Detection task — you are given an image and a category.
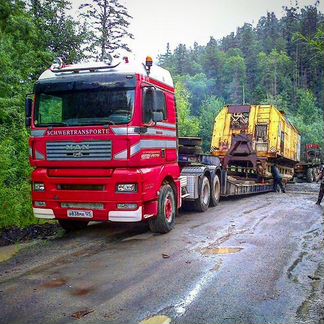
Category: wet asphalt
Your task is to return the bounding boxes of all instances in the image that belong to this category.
[0,183,323,324]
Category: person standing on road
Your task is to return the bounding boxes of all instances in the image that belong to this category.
[315,166,324,205]
[271,163,286,193]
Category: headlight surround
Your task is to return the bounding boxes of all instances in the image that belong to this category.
[33,183,45,192]
[116,183,137,193]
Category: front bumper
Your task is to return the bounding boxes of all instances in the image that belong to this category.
[31,168,152,223]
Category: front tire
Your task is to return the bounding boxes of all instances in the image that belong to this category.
[149,184,176,234]
[194,176,211,212]
[58,220,89,231]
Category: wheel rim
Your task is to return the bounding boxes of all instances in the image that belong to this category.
[202,182,210,205]
[214,177,220,200]
[165,194,173,222]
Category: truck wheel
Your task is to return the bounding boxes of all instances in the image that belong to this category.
[210,174,221,207]
[194,176,210,212]
[306,168,313,183]
[149,184,176,234]
[58,220,89,231]
[312,168,318,181]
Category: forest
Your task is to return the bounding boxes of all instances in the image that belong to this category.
[158,3,324,151]
[0,0,323,229]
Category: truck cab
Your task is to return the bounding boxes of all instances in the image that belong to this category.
[27,57,181,233]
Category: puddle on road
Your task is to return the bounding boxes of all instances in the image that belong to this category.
[140,315,171,324]
[201,247,243,255]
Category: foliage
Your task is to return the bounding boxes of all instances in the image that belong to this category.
[29,0,88,63]
[291,89,323,148]
[199,96,225,152]
[175,81,200,137]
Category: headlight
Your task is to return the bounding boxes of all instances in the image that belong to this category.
[116,183,137,193]
[33,183,45,192]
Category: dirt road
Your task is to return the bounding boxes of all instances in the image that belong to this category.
[0,183,323,324]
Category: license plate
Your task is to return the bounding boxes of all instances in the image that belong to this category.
[67,210,93,218]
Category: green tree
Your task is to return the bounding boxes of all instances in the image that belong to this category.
[199,96,225,152]
[30,0,87,63]
[257,50,293,101]
[291,89,323,147]
[223,54,246,104]
[175,81,200,136]
[0,0,50,228]
[79,0,133,59]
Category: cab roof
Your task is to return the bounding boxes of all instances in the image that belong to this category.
[38,59,174,88]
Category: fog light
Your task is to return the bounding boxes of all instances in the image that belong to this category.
[117,203,138,210]
[33,183,45,192]
[34,201,46,207]
[116,183,137,192]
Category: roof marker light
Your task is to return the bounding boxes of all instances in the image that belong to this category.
[145,56,153,75]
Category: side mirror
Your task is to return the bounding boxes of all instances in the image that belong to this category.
[25,96,33,128]
[152,111,163,122]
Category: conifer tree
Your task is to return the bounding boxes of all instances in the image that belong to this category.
[79,0,134,60]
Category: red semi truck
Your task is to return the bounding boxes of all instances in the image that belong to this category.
[26,57,272,233]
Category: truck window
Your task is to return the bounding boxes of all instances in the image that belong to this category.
[156,90,167,120]
[143,89,154,124]
[143,89,167,124]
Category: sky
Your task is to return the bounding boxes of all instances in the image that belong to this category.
[71,0,324,61]
[124,0,324,61]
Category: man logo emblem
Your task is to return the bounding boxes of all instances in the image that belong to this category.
[66,143,90,158]
[66,144,90,151]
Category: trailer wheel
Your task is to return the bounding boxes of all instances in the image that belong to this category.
[194,176,210,212]
[58,220,89,231]
[210,174,221,207]
[306,168,313,183]
[149,184,176,234]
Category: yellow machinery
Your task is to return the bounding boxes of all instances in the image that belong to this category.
[211,105,301,180]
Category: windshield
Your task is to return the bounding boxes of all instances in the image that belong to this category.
[34,88,135,127]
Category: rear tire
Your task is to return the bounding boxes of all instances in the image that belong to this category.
[149,184,176,234]
[194,176,210,212]
[306,168,313,183]
[210,174,221,207]
[58,220,89,231]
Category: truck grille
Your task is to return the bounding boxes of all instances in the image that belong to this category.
[46,141,112,161]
